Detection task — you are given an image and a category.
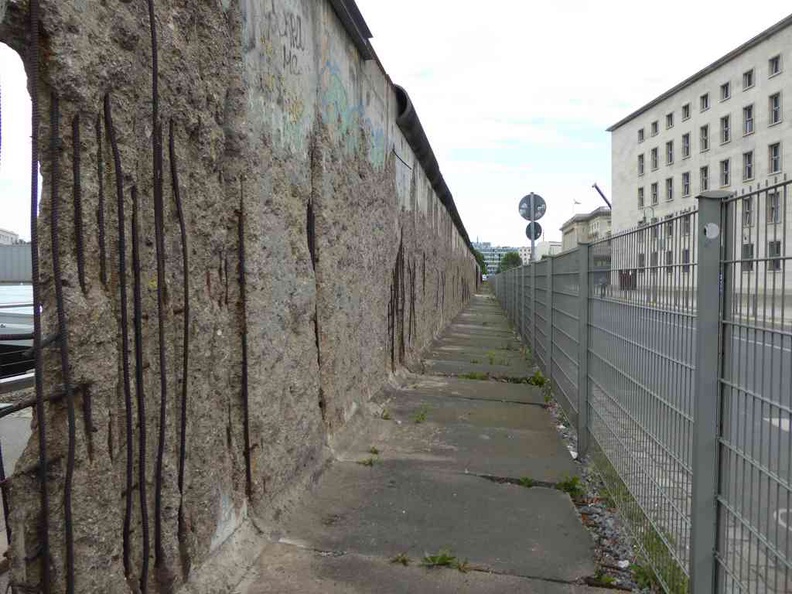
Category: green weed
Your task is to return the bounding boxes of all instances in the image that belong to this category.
[421,549,456,568]
[412,405,429,424]
[381,409,392,420]
[556,475,585,499]
[391,553,410,566]
[357,457,376,467]
[369,446,380,455]
[460,372,489,381]
[518,477,536,488]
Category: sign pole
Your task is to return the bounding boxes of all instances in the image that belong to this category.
[529,192,536,263]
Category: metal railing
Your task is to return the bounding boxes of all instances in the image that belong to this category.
[493,183,792,594]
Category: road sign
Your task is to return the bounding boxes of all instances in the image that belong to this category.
[519,193,546,221]
[525,222,542,241]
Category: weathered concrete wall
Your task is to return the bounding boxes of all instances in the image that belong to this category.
[0,1,476,592]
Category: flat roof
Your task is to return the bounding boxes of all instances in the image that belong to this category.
[607,13,792,132]
[560,206,611,231]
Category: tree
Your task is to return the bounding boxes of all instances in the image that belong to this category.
[471,248,487,275]
[497,251,522,273]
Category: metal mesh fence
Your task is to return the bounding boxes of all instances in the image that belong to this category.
[492,183,792,594]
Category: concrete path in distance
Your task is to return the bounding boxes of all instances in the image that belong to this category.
[240,292,602,593]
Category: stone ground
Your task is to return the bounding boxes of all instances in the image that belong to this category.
[237,293,610,593]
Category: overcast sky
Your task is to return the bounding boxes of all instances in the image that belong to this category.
[2,3,791,244]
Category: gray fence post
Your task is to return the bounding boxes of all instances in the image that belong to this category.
[577,244,590,456]
[530,261,536,356]
[546,257,553,381]
[690,190,729,594]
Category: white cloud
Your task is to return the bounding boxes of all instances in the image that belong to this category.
[356,0,791,246]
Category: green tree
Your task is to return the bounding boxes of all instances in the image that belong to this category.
[471,248,488,274]
[497,251,522,272]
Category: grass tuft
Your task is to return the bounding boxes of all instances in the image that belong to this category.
[556,475,585,499]
[460,371,489,381]
[421,548,456,568]
[391,553,410,566]
[518,477,536,488]
[412,405,430,424]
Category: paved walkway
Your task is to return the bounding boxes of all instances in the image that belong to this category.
[239,292,604,593]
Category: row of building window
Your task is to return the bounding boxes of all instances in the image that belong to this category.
[637,55,783,143]
[638,95,783,174]
[635,240,783,273]
[638,146,783,205]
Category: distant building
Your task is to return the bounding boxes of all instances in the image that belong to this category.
[560,207,612,252]
[0,228,19,245]
[517,241,562,263]
[472,242,519,273]
[609,14,792,236]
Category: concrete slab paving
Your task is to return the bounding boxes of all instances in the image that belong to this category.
[400,375,546,405]
[240,543,607,594]
[423,358,534,379]
[425,345,526,365]
[278,461,594,583]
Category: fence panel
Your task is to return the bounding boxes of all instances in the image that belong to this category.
[551,249,580,420]
[718,183,792,594]
[534,260,549,371]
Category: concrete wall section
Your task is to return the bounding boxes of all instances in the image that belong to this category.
[0,1,476,592]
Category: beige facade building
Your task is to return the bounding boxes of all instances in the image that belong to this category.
[560,207,612,252]
[0,228,19,245]
[609,14,792,235]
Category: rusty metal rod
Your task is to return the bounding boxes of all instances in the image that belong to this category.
[131,186,151,593]
[104,93,134,580]
[28,0,51,590]
[169,120,190,566]
[0,439,12,548]
[72,114,86,293]
[96,114,107,286]
[49,94,77,594]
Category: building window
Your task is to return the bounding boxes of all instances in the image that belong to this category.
[742,197,753,227]
[721,115,731,143]
[770,93,782,124]
[666,113,674,129]
[638,187,645,208]
[683,215,692,236]
[651,147,658,170]
[666,140,674,165]
[768,240,782,271]
[721,82,731,101]
[701,93,710,111]
[769,55,782,76]
[720,159,731,186]
[665,250,673,274]
[743,104,754,134]
[666,215,674,237]
[651,121,659,136]
[700,165,709,191]
[681,133,690,158]
[638,128,645,143]
[742,243,754,272]
[769,142,782,173]
[700,124,709,151]
[638,253,646,271]
[638,154,645,176]
[682,171,691,196]
[651,182,658,205]
[768,191,781,223]
[666,177,673,201]
[743,69,754,90]
[682,103,691,120]
[682,248,691,273]
[743,151,754,180]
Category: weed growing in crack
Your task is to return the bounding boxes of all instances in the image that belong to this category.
[518,477,536,488]
[556,475,585,499]
[369,446,380,455]
[391,553,410,566]
[412,405,429,424]
[460,372,489,381]
[421,549,456,568]
[357,457,377,467]
[455,559,470,573]
[381,409,392,420]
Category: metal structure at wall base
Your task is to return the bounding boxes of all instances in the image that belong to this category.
[493,185,792,594]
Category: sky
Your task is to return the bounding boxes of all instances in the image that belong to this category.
[2,2,791,244]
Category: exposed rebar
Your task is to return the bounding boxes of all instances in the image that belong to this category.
[95,115,107,286]
[49,94,77,594]
[28,0,52,589]
[238,182,252,500]
[131,186,151,593]
[104,93,134,580]
[71,115,86,293]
